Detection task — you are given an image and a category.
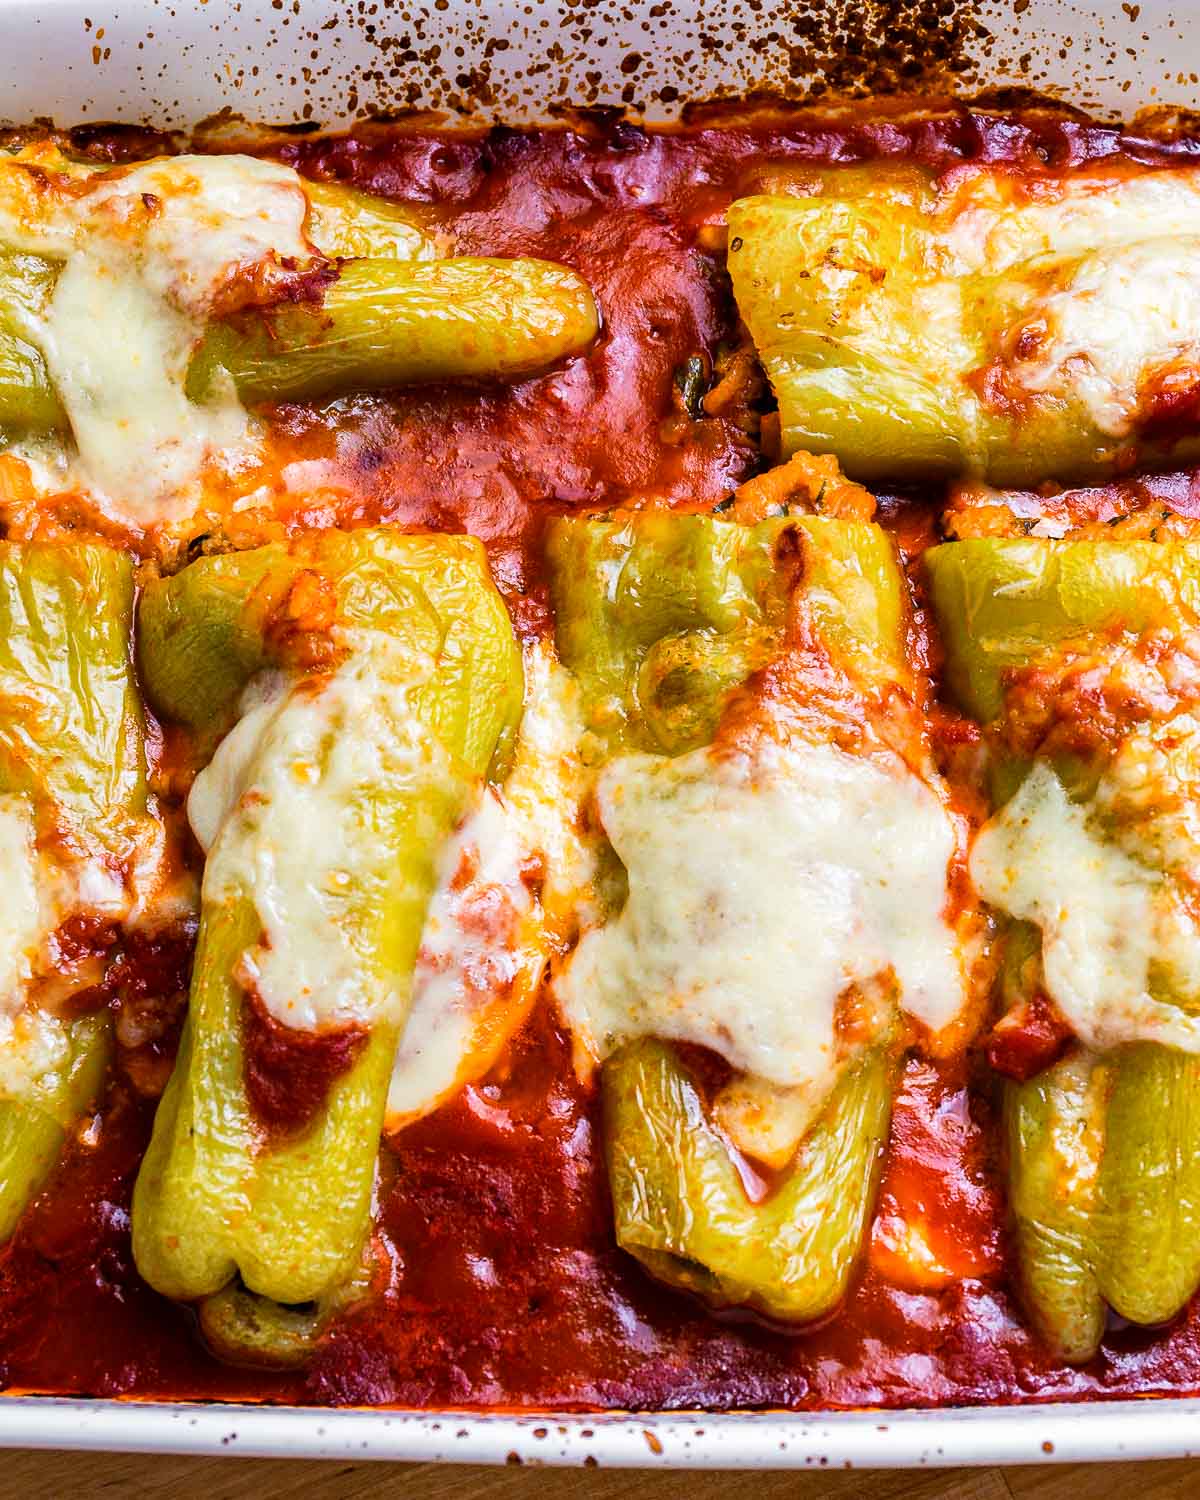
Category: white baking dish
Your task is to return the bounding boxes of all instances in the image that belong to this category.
[2,0,1200,1468]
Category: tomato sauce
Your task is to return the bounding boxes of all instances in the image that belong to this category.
[6,105,1200,1409]
[242,993,368,1136]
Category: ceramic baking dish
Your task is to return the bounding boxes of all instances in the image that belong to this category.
[1,0,1200,1468]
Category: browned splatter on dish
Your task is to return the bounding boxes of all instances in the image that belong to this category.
[2,1,1187,132]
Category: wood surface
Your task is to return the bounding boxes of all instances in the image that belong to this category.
[0,1451,1196,1499]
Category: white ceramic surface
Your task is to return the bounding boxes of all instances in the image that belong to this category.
[5,1396,1200,1467]
[1,0,1200,1466]
[0,0,1197,129]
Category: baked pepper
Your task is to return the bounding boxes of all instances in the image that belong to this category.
[547,511,936,1323]
[0,150,597,438]
[927,536,1200,1361]
[728,164,1200,486]
[0,541,153,1241]
[131,529,523,1314]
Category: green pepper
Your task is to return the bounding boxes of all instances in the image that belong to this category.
[548,511,908,758]
[195,1234,377,1370]
[727,168,1200,486]
[0,542,150,1241]
[0,256,597,437]
[131,528,523,1308]
[605,1038,894,1323]
[187,257,599,407]
[301,179,439,263]
[0,169,439,435]
[0,152,598,437]
[927,536,1200,1361]
[547,511,909,1320]
[0,254,61,435]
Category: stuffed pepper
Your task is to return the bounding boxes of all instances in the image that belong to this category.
[0,145,598,522]
[0,541,171,1241]
[728,163,1200,486]
[131,528,523,1327]
[547,510,977,1323]
[928,537,1200,1362]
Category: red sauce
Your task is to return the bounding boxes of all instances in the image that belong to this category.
[987,996,1076,1084]
[7,106,1200,1409]
[241,991,368,1136]
[109,927,195,1101]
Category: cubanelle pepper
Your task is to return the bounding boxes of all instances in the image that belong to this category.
[927,537,1200,1363]
[728,163,1200,486]
[0,148,598,438]
[0,541,159,1242]
[131,528,523,1362]
[546,510,934,1324]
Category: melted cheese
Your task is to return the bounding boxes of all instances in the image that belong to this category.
[193,653,446,1032]
[0,154,315,524]
[944,178,1200,441]
[941,169,1200,276]
[1095,711,1200,883]
[186,673,289,856]
[387,786,531,1121]
[0,795,42,1019]
[1003,238,1200,438]
[0,791,148,1101]
[386,640,597,1126]
[556,737,964,1116]
[971,760,1200,1052]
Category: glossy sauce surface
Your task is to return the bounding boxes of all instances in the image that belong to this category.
[5,107,1200,1409]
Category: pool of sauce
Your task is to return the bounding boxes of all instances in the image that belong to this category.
[5,105,1200,1409]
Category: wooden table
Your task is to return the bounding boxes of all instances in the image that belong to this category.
[3,1451,1195,1499]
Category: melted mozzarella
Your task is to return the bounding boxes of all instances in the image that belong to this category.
[194,654,446,1032]
[1003,238,1200,438]
[0,791,147,1100]
[0,1010,73,1104]
[386,640,597,1125]
[947,179,1200,441]
[1096,712,1200,884]
[186,673,289,856]
[971,760,1200,1052]
[556,737,964,1114]
[942,169,1200,276]
[387,787,531,1121]
[0,796,43,1019]
[0,155,314,524]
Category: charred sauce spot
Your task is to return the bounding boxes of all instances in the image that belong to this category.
[208,258,340,323]
[1137,363,1200,444]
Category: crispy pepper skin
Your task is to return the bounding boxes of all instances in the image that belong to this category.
[727,172,1200,487]
[132,529,522,1307]
[548,511,907,1321]
[927,536,1200,1361]
[0,543,148,1239]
